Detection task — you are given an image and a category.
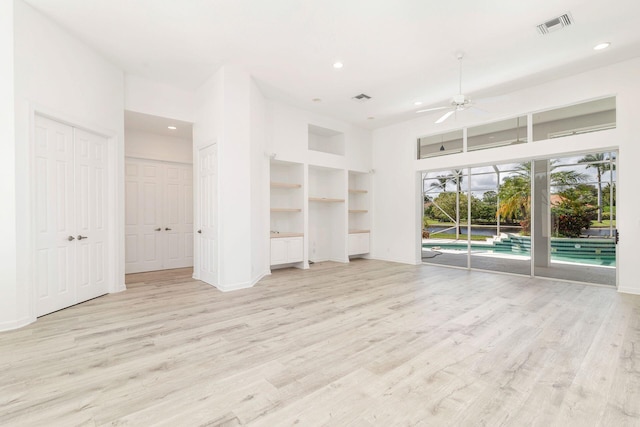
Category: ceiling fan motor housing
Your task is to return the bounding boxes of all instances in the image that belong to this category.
[452,93,468,108]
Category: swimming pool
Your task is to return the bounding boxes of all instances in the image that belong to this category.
[422,235,616,266]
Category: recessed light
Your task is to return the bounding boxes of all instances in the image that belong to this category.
[414,101,423,106]
[593,42,610,50]
[312,98,322,103]
[333,61,343,69]
[168,126,177,130]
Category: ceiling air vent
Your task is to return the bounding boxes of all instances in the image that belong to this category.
[352,93,372,102]
[536,13,574,35]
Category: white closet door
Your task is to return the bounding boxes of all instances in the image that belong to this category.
[74,128,109,302]
[125,160,163,273]
[198,144,217,285]
[163,163,194,269]
[34,116,76,316]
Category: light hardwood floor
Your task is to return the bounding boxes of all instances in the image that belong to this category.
[1,260,639,426]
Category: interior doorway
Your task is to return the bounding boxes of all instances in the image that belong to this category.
[124,111,194,274]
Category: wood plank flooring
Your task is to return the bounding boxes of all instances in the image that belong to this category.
[1,259,639,426]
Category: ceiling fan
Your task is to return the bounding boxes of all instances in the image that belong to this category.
[416,53,488,124]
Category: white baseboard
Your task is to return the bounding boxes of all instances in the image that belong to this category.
[617,286,640,295]
[214,270,270,292]
[369,254,419,265]
[0,316,35,332]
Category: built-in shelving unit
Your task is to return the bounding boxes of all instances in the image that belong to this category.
[308,165,347,263]
[348,171,371,257]
[270,160,305,268]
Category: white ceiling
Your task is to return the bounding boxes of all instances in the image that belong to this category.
[23,0,640,129]
[124,110,193,139]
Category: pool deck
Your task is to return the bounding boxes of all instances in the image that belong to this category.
[422,244,616,286]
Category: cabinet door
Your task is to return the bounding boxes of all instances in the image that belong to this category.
[270,239,288,265]
[348,233,370,255]
[287,237,304,262]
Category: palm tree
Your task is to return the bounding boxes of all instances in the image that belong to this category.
[429,175,449,192]
[448,169,464,193]
[578,153,615,222]
[498,161,588,232]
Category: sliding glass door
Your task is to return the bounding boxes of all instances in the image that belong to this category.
[468,163,531,276]
[532,153,616,286]
[421,151,617,286]
[422,170,468,268]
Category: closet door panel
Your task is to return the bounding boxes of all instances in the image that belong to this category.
[124,159,163,273]
[75,129,109,301]
[34,116,76,316]
[163,163,194,269]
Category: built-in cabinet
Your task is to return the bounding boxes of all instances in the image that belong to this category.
[268,124,371,270]
[270,160,304,267]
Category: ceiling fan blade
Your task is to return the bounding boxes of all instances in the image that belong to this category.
[416,106,449,113]
[468,105,490,117]
[435,110,455,124]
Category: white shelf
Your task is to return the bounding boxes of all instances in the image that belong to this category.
[348,189,368,194]
[271,181,302,189]
[309,197,345,203]
[271,207,302,212]
[271,232,304,238]
[349,229,370,234]
[349,209,368,213]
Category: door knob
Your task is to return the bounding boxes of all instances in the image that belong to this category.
[77,235,88,240]
[67,235,75,241]
[197,229,202,234]
[165,227,172,231]
[155,228,161,231]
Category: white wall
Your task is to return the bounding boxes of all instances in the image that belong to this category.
[193,65,268,290]
[0,0,17,330]
[125,129,192,164]
[125,75,196,123]
[6,1,126,330]
[267,101,373,172]
[372,57,640,294]
[217,66,252,289]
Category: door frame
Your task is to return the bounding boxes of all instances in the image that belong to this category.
[27,106,123,322]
